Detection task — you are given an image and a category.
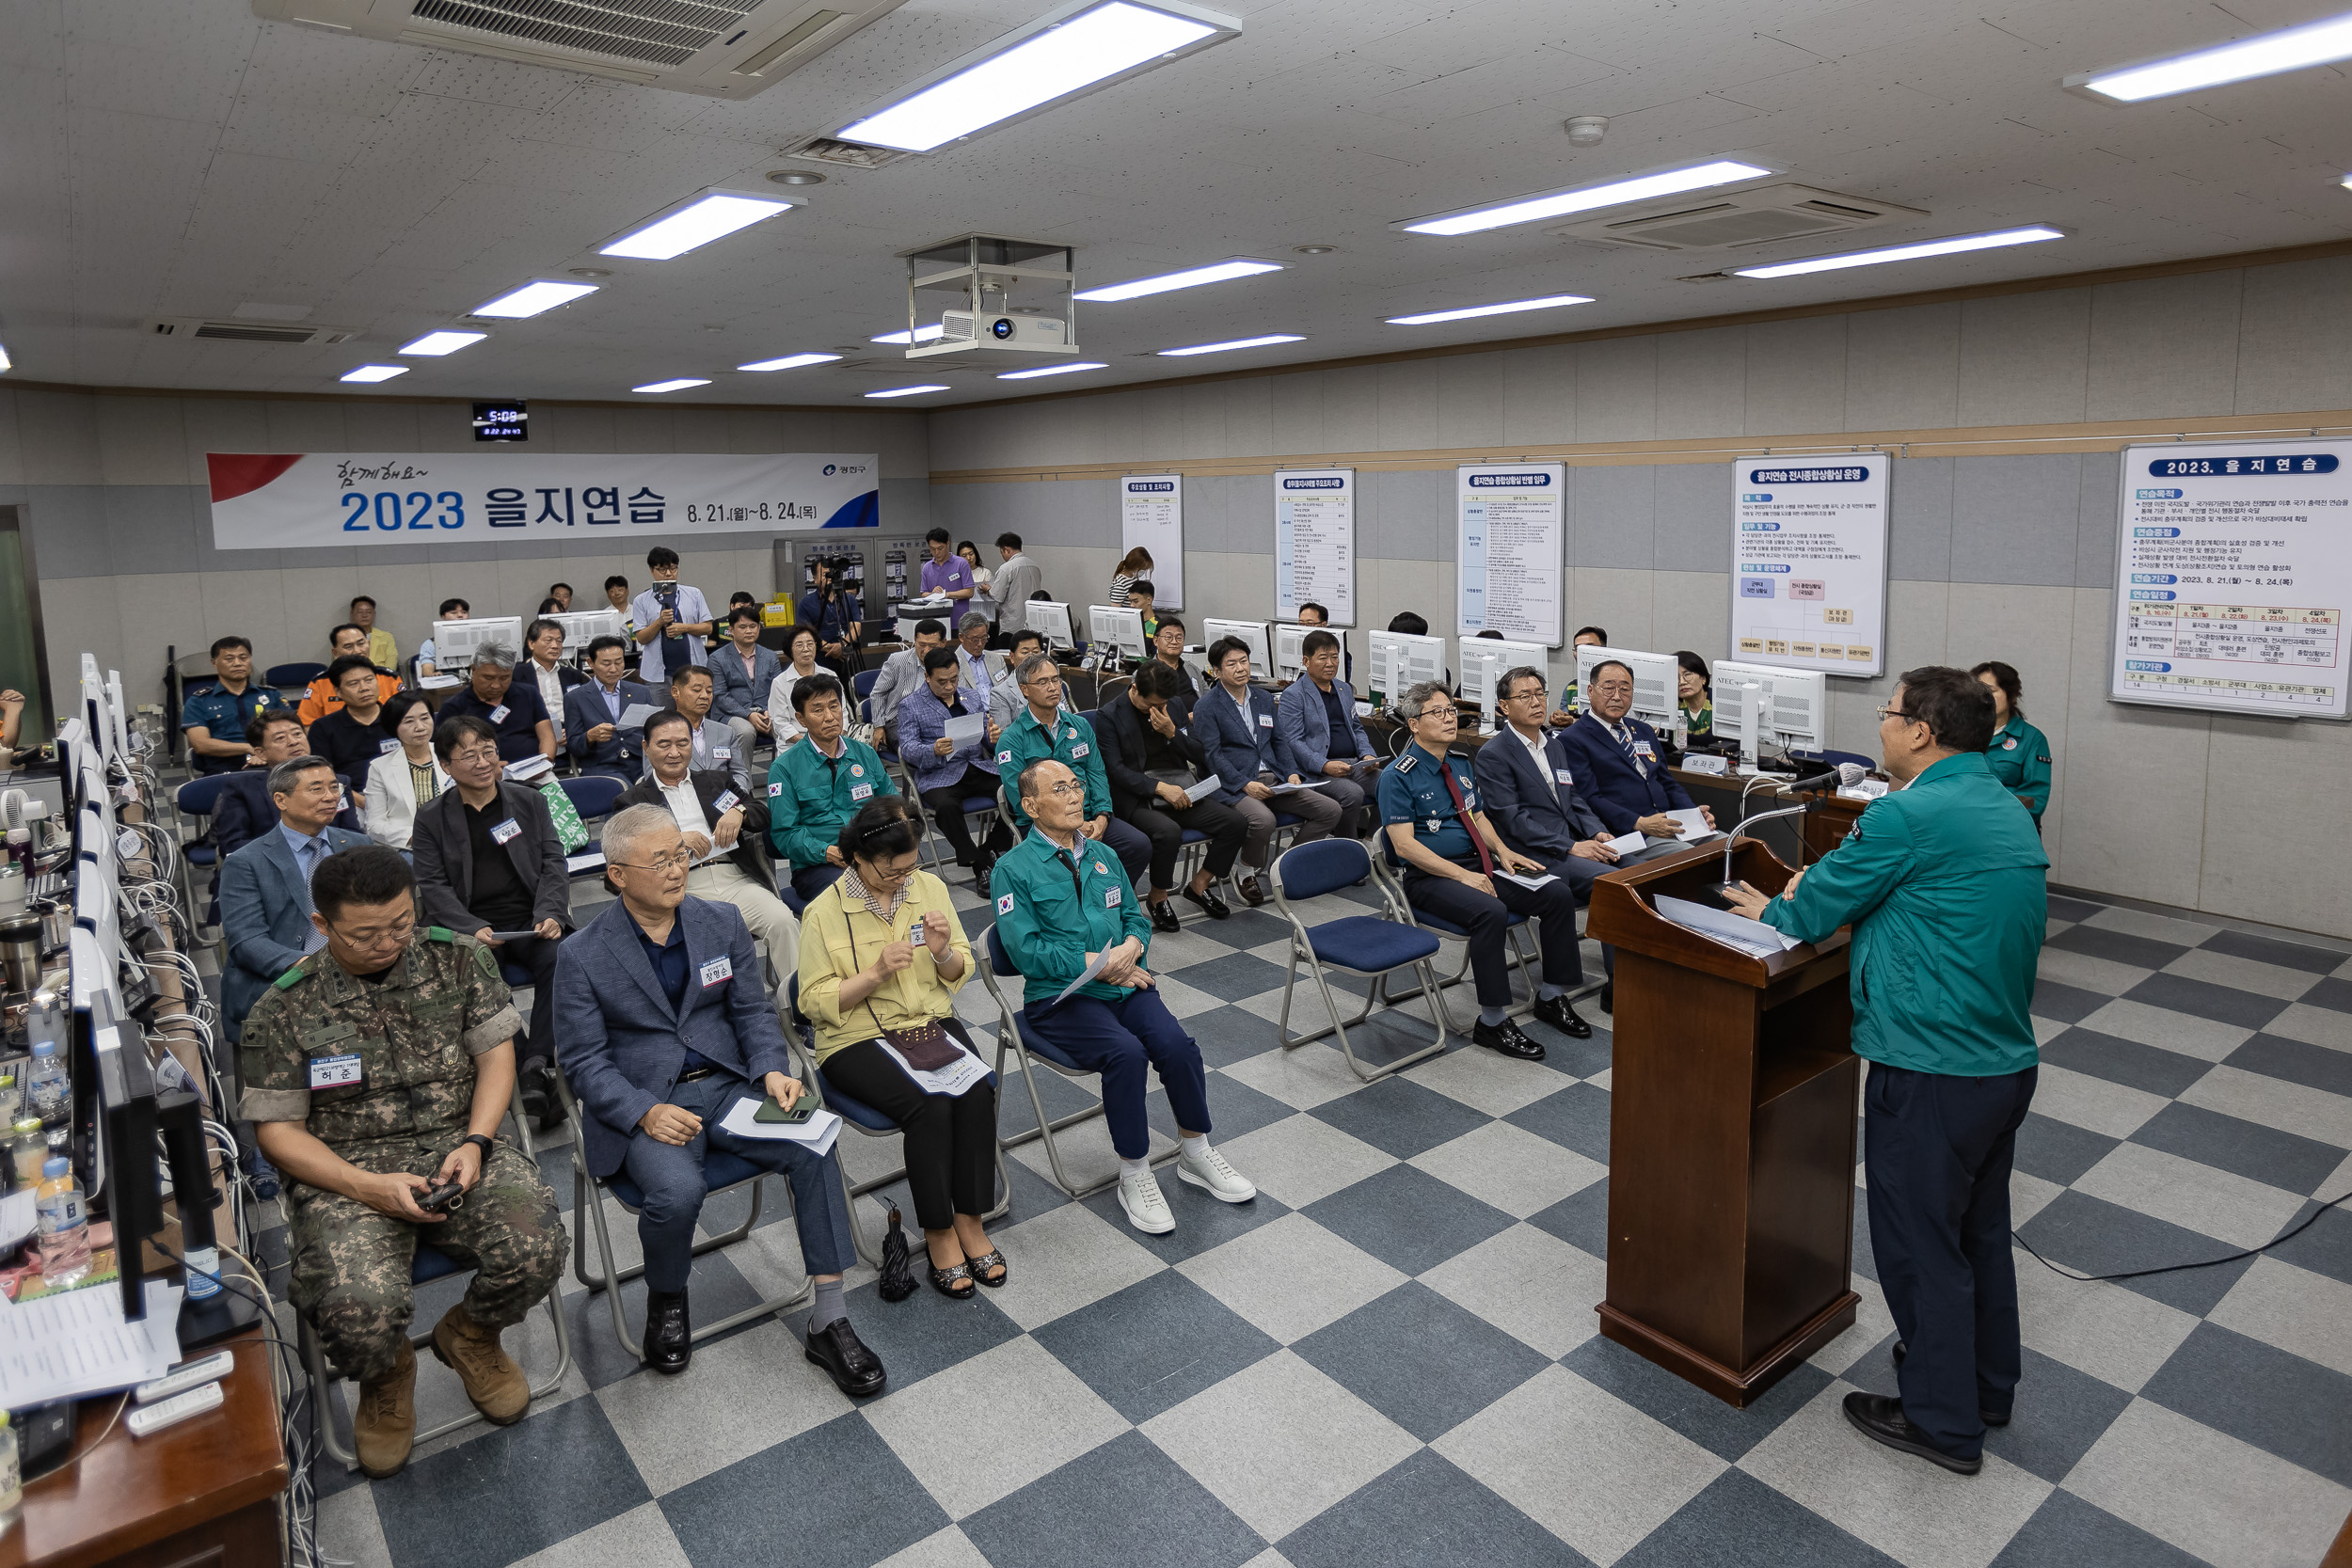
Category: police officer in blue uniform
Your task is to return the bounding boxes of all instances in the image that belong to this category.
[1376,681,1591,1060]
[1728,666,2047,1477]
[183,635,286,775]
[1556,659,1714,842]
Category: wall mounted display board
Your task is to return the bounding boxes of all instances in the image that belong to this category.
[2108,438,2350,720]
[1274,467,1355,626]
[1728,457,1887,678]
[1456,461,1564,647]
[1120,473,1184,610]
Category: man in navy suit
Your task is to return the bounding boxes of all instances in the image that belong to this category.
[565,636,660,783]
[1196,635,1342,905]
[1273,629,1380,836]
[1558,660,1717,842]
[553,804,881,1394]
[219,755,374,1042]
[1471,665,1623,901]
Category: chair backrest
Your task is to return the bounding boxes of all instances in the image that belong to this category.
[265,661,326,689]
[175,774,234,816]
[1076,709,1096,728]
[852,668,881,699]
[1274,836,1372,904]
[559,774,627,820]
[985,923,1019,978]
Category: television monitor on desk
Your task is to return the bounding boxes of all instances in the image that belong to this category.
[1202,619,1272,680]
[1366,630,1447,705]
[1711,660,1826,753]
[1272,624,1311,682]
[1575,645,1679,727]
[1024,600,1076,652]
[548,609,624,655]
[431,615,525,670]
[1458,638,1549,732]
[1088,605,1146,660]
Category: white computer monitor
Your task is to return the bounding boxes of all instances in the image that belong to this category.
[1202,619,1272,681]
[1272,624,1312,682]
[1088,604,1146,659]
[547,609,625,656]
[1024,600,1076,652]
[431,615,525,670]
[1575,646,1678,727]
[1366,630,1447,704]
[1712,659,1827,752]
[1457,638,1550,732]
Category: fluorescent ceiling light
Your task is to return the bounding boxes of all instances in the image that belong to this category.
[866,385,951,398]
[1074,259,1280,302]
[633,378,711,393]
[1156,334,1303,356]
[836,0,1234,153]
[339,365,408,383]
[398,330,487,356]
[1399,159,1773,237]
[471,280,599,318]
[2073,10,2352,101]
[739,352,843,372]
[1387,293,1595,325]
[0,343,11,374]
[872,324,946,344]
[998,361,1108,379]
[1732,225,2065,279]
[599,191,795,260]
[2341,172,2352,189]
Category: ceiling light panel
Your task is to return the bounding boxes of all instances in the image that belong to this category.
[340,365,407,382]
[2071,11,2352,102]
[1731,225,2064,278]
[999,361,1108,379]
[1073,259,1281,302]
[873,325,947,344]
[633,378,712,393]
[1156,334,1303,356]
[866,384,951,397]
[398,330,487,356]
[835,0,1241,153]
[471,280,599,318]
[739,353,843,371]
[1387,293,1595,325]
[599,190,797,261]
[1398,159,1774,237]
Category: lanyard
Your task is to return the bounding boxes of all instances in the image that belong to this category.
[1435,761,1495,877]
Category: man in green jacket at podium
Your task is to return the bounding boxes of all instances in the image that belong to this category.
[1727,665,2047,1477]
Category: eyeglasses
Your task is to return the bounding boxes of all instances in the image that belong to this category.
[1876,707,1922,724]
[326,912,414,949]
[613,850,695,872]
[1414,705,1459,720]
[1032,781,1084,799]
[862,859,917,884]
[449,748,501,768]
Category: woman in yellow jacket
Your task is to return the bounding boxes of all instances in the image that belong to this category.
[797,799,1005,1299]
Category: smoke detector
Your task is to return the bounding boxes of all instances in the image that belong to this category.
[1564,116,1609,147]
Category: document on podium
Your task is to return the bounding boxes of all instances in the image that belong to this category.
[1650,895,1801,958]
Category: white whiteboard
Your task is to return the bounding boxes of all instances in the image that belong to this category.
[1274,468,1354,626]
[2109,438,2351,721]
[1120,473,1183,610]
[1456,462,1563,647]
[1729,457,1886,678]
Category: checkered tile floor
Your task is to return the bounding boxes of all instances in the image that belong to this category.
[288,874,2352,1568]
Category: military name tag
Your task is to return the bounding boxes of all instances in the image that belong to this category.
[489,704,511,723]
[309,1053,362,1089]
[698,956,732,989]
[489,818,521,846]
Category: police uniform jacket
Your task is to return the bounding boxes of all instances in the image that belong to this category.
[996,705,1112,832]
[765,733,898,870]
[1470,726,1609,864]
[1983,713,2052,827]
[1375,741,1485,870]
[992,828,1152,1008]
[1274,676,1373,777]
[1759,750,2048,1078]
[1556,711,1696,834]
[181,682,285,774]
[1194,683,1289,805]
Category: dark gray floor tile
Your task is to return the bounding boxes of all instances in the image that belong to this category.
[2120,972,2288,1030]
[1615,1466,1901,1568]
[1304,1164,1515,1277]
[2199,927,2345,975]
[1528,1012,1613,1078]
[2039,1027,2210,1099]
[1979,1347,2132,1484]
[997,1059,1104,1134]
[1152,1069,1294,1146]
[816,1272,1025,1392]
[1563,1334,1835,1464]
[1184,906,1295,950]
[1504,1080,1615,1163]
[1164,950,1292,998]
[1081,1178,1291,1265]
[2225,1032,2352,1099]
[1293,1281,1550,1442]
[1528,1179,1611,1260]
[375,1394,649,1568]
[2044,894,2107,924]
[2130,1101,2346,1196]
[1279,1448,1596,1568]
[1032,1270,1280,1423]
[1987,1488,2209,1568]
[2012,1112,2122,1187]
[1183,1003,1291,1069]
[2142,1322,2352,1488]
[2044,925,2185,973]
[2015,1190,2256,1317]
[663,1410,949,1567]
[1307,1073,1494,1160]
[964,1430,1264,1568]
[559,1248,771,1390]
[2267,1200,2352,1288]
[2029,977,2110,1025]
[2301,976,2352,1015]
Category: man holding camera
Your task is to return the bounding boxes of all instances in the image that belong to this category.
[796,557,864,681]
[630,546,713,688]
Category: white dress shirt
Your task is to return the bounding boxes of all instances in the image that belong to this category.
[531,659,568,739]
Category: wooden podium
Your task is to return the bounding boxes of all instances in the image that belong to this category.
[1585,837,1861,1406]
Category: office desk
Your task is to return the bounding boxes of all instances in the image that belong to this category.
[0,1325,288,1568]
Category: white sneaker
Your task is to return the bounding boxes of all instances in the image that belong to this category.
[1177,1144,1257,1204]
[1118,1169,1176,1234]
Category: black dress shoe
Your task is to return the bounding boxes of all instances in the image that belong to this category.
[1531,993,1593,1039]
[1892,1341,2010,1426]
[973,854,994,901]
[1149,899,1183,935]
[518,1076,551,1127]
[804,1316,887,1398]
[1599,982,1613,1014]
[1841,1392,1981,1474]
[643,1288,691,1375]
[1182,883,1232,920]
[1471,1018,1546,1061]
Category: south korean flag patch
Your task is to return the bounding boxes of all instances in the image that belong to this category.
[768,781,783,797]
[996,893,1015,915]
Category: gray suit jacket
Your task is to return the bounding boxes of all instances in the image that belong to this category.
[553,896,793,1178]
[1471,725,1611,880]
[410,783,573,934]
[219,823,372,1040]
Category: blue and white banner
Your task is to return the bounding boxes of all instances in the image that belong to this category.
[1457,462,1564,646]
[1120,473,1184,610]
[1729,457,1886,678]
[1275,468,1354,626]
[206,451,879,549]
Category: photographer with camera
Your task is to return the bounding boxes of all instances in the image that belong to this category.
[628,546,714,688]
[796,555,864,681]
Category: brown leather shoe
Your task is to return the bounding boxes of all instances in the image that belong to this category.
[1233,874,1266,907]
[432,1302,531,1425]
[354,1339,418,1479]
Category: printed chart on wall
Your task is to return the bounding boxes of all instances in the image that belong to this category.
[1728,457,1887,678]
[1120,473,1184,610]
[1275,468,1354,626]
[2108,438,2350,721]
[1456,462,1563,646]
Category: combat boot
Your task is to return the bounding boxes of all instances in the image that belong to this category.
[354,1339,418,1478]
[431,1301,531,1424]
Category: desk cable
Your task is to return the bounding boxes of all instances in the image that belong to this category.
[2011,1187,2349,1283]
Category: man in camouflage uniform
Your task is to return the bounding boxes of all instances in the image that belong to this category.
[240,844,564,1479]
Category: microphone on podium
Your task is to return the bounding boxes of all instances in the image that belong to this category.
[1708,763,1868,902]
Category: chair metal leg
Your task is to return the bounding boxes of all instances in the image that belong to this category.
[1278,942,1448,1083]
[988,1027,1174,1199]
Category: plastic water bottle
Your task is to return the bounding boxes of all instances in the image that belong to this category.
[35,1158,90,1287]
[22,1041,67,1130]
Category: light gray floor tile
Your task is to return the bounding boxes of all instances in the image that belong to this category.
[315,1481,393,1568]
[1007,1110,1177,1196]
[1403,1041,1578,1117]
[2263,1002,2352,1053]
[1214,1112,1396,1209]
[1808,1275,1897,1377]
[1216,1037,1372,1110]
[2181,1065,2352,1148]
[876,1525,995,1566]
[2010,1168,2067,1227]
[1151,974,1231,1021]
[1435,1364,1725,1566]
[2075,997,2251,1063]
[2060,1398,2352,1568]
[2081,905,2222,947]
[506,1500,691,1568]
[1141,1349,1420,1543]
[1178,1212,1408,1344]
[1738,1379,2049,1568]
[2013,1247,2199,1394]
[1409,1119,1605,1219]
[866,1335,1130,1521]
[2072,1142,2309,1248]
[2027,1063,2169,1139]
[596,1316,852,1495]
[1420,1222,1607,1359]
[2031,1015,2068,1046]
[2161,947,2321,1004]
[2034,947,2154,997]
[985,1200,1170,1332]
[2207,1257,2352,1377]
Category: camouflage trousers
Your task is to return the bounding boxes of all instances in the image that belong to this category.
[288,1140,564,1384]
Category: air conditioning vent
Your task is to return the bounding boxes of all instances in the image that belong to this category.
[781,135,909,170]
[1552,183,1927,252]
[252,0,907,98]
[146,318,358,345]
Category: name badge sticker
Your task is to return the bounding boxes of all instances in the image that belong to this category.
[489,704,510,724]
[380,738,401,753]
[713,790,740,813]
[309,1053,363,1090]
[1072,742,1089,759]
[1258,713,1274,728]
[699,956,733,989]
[489,818,521,846]
[850,783,874,800]
[1554,768,1575,785]
[1633,742,1656,759]
[713,747,731,760]
[1104,886,1122,908]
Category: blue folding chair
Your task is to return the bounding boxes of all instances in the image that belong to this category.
[264,660,327,695]
[174,773,236,931]
[559,773,627,823]
[1371,836,1540,1022]
[1270,838,1449,1081]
